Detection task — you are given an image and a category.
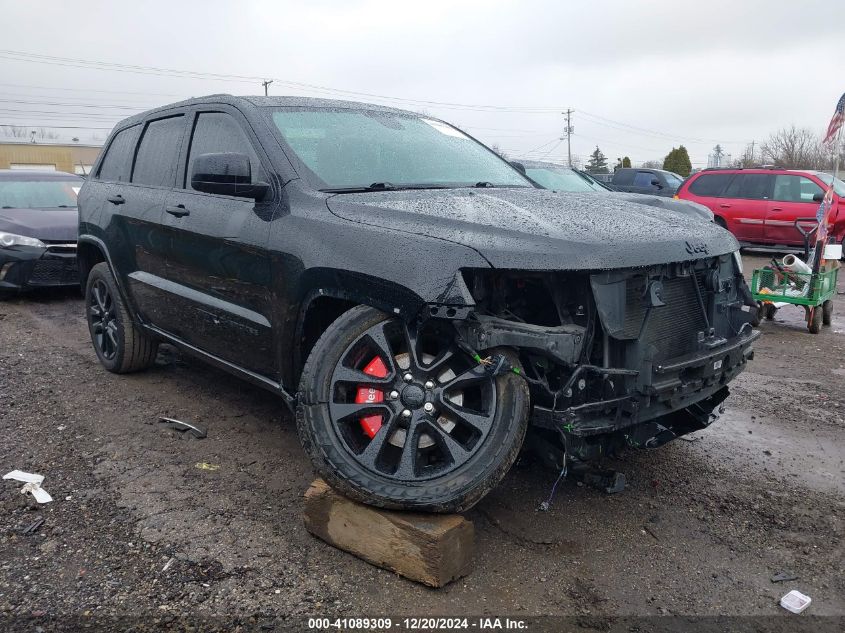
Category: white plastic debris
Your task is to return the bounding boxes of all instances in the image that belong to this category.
[3,470,53,504]
[780,590,811,614]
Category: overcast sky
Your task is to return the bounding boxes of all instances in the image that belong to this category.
[1,0,843,167]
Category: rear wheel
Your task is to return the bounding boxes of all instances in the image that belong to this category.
[822,299,833,326]
[85,262,158,373]
[297,306,530,512]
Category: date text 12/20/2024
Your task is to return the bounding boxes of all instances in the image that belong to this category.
[308,617,528,630]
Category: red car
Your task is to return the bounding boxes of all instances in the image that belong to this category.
[676,168,845,248]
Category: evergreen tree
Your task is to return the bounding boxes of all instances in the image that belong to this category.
[585,146,609,174]
[674,145,691,176]
[622,156,631,168]
[662,146,692,176]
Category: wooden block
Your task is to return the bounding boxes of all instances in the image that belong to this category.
[303,479,474,587]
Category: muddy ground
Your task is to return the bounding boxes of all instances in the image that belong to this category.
[0,253,843,630]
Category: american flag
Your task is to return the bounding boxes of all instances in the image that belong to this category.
[822,92,845,149]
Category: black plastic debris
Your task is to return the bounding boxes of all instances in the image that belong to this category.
[21,518,44,535]
[158,417,207,439]
[771,571,799,583]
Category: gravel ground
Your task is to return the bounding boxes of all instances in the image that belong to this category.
[0,253,843,631]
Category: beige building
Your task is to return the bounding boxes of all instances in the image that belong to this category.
[0,141,103,175]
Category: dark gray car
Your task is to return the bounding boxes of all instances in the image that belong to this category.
[612,167,685,197]
[518,161,713,222]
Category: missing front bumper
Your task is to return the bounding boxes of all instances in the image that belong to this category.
[530,329,760,440]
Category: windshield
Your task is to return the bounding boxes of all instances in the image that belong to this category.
[525,167,606,192]
[816,173,845,197]
[663,172,684,188]
[271,109,530,191]
[0,179,80,209]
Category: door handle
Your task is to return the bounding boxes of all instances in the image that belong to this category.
[770,207,783,212]
[107,195,125,205]
[719,203,731,208]
[165,204,190,217]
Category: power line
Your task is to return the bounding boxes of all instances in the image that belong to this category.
[0,123,113,130]
[0,48,568,113]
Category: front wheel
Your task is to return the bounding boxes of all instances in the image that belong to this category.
[808,305,823,334]
[297,306,530,512]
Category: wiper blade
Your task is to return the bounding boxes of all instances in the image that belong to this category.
[320,182,452,194]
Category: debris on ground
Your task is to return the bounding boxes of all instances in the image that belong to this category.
[158,417,207,439]
[3,470,53,503]
[21,518,44,535]
[194,462,220,471]
[771,571,799,583]
[780,589,811,614]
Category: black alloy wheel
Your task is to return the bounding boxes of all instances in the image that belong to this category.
[89,278,118,360]
[297,306,530,512]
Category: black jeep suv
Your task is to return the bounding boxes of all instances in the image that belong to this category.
[78,95,759,512]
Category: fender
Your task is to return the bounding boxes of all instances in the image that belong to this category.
[76,234,143,326]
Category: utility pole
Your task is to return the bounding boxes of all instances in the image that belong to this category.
[561,109,574,167]
[262,79,273,96]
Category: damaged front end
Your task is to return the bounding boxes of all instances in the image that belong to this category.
[442,253,759,466]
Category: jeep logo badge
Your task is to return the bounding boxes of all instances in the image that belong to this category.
[685,240,709,255]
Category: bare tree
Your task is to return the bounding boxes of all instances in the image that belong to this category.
[1,125,30,138]
[733,142,758,168]
[641,160,662,168]
[1,125,61,141]
[35,127,60,140]
[761,125,827,169]
[490,144,508,160]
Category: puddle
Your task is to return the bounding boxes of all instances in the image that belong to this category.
[690,410,844,494]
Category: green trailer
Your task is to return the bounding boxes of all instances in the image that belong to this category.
[750,265,837,333]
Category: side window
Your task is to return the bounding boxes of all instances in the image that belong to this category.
[688,173,733,197]
[632,171,655,188]
[613,170,634,186]
[97,126,139,182]
[723,174,772,200]
[131,116,185,187]
[185,112,261,189]
[773,175,823,202]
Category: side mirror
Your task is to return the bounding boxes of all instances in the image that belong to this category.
[190,152,269,200]
[813,192,825,202]
[510,161,527,175]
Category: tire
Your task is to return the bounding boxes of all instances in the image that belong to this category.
[808,306,823,334]
[764,304,777,321]
[85,262,158,373]
[750,302,763,327]
[822,299,833,326]
[297,305,530,513]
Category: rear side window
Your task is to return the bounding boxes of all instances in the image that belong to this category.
[185,112,261,189]
[688,173,734,196]
[632,171,655,187]
[97,126,139,182]
[723,174,772,200]
[131,116,185,187]
[773,175,823,202]
[613,170,634,186]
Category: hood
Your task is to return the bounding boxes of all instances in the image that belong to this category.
[613,192,714,222]
[326,188,737,270]
[0,207,78,242]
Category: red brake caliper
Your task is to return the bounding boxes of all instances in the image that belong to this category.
[355,356,388,439]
